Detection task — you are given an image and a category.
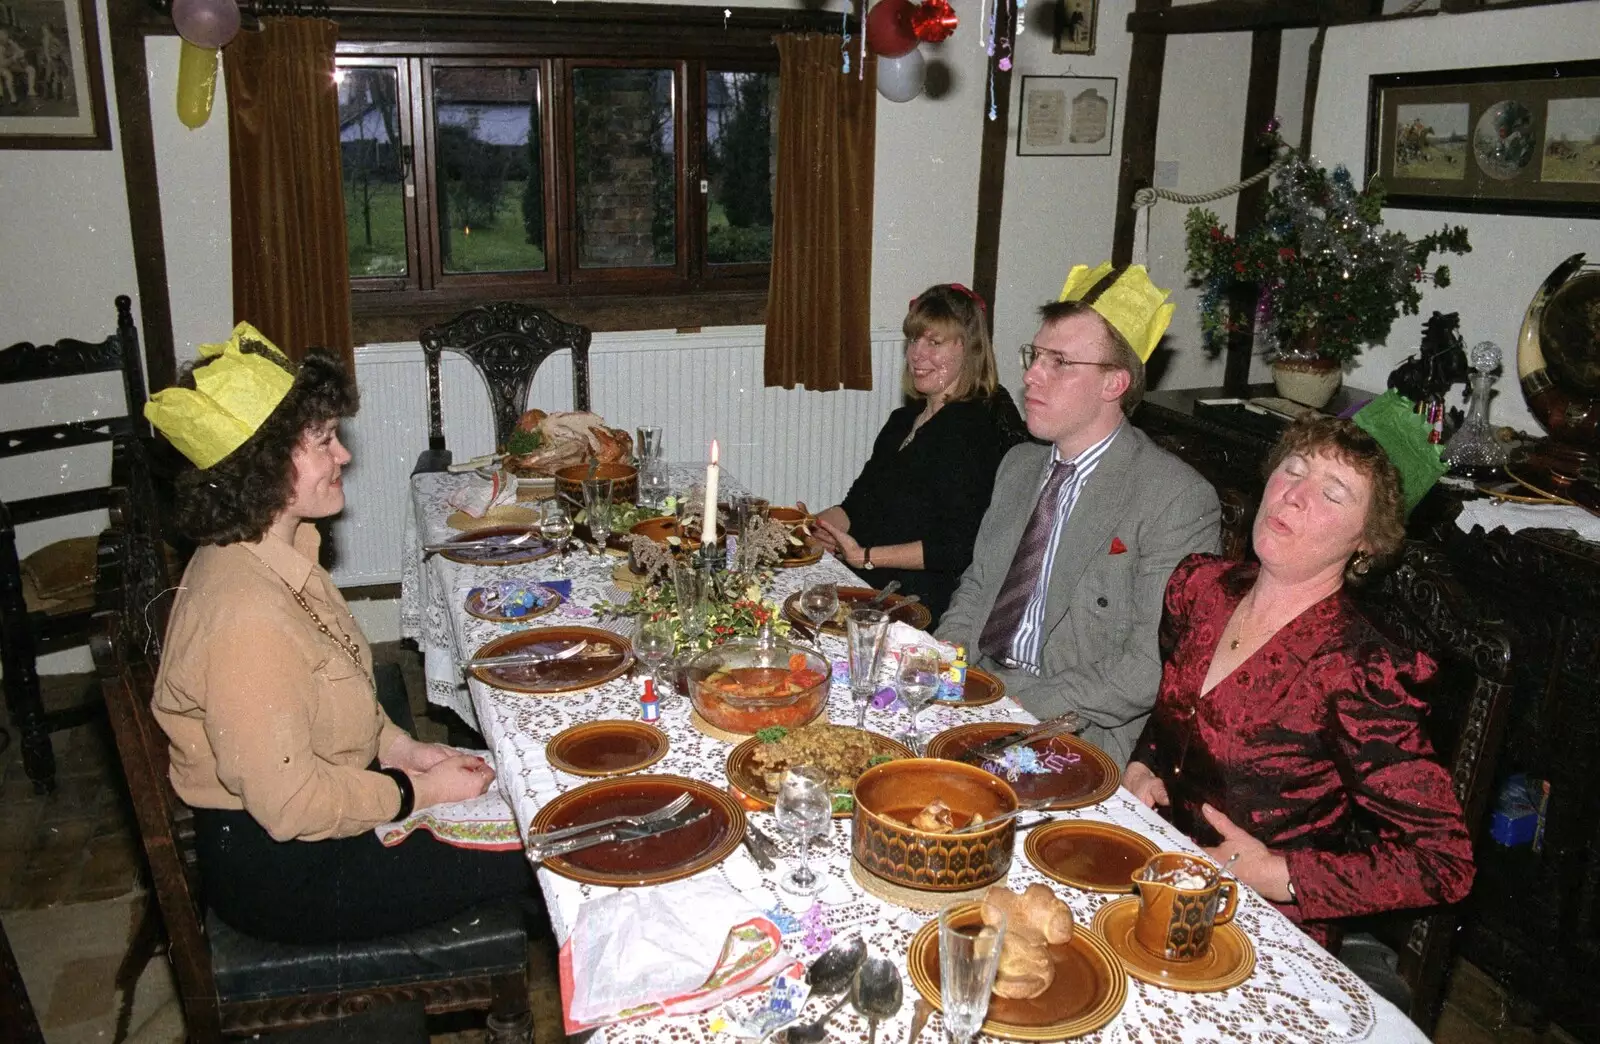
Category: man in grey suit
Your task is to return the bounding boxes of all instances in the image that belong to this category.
[937,263,1219,765]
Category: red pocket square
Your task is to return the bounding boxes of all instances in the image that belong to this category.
[1109,537,1128,555]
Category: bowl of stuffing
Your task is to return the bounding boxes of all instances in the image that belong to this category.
[851,758,1019,892]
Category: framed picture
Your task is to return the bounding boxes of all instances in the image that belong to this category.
[1053,0,1097,56]
[0,0,111,150]
[1366,59,1600,218]
[1017,75,1116,157]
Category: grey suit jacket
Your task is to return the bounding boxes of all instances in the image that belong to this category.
[936,424,1220,766]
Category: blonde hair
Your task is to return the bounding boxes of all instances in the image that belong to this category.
[901,284,998,402]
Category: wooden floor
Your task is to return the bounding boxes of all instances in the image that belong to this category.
[0,643,1578,1043]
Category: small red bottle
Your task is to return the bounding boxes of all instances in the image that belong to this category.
[640,678,660,723]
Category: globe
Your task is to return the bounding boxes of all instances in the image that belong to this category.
[1542,269,1600,397]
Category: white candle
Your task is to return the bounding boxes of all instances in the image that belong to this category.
[704,440,720,547]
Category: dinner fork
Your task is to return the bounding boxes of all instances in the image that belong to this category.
[524,791,693,849]
[422,529,539,557]
[532,808,710,861]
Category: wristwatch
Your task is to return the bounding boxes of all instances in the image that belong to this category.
[862,547,875,571]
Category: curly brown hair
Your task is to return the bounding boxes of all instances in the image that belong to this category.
[171,348,359,546]
[1263,414,1406,580]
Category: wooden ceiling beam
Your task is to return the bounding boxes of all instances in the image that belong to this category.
[1127,0,1402,35]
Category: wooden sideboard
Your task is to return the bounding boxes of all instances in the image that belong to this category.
[1134,385,1600,1040]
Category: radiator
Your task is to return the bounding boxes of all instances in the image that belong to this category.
[330,327,907,586]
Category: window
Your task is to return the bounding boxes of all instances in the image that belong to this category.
[336,41,779,317]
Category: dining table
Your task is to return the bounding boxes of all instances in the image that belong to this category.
[401,467,1429,1044]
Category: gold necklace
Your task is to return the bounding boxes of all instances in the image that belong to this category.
[284,581,365,672]
[1225,598,1276,651]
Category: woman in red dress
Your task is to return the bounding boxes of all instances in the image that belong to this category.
[1122,404,1473,947]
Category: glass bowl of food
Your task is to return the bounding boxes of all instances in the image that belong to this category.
[686,630,830,736]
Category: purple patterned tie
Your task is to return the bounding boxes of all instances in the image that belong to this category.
[978,460,1077,663]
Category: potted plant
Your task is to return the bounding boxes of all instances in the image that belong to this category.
[1184,136,1471,407]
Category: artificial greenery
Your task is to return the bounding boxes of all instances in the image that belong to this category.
[1184,135,1471,365]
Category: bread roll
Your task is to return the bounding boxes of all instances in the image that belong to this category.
[980,885,1075,1000]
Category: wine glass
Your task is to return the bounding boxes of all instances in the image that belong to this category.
[672,562,709,647]
[538,501,574,576]
[896,646,940,754]
[634,613,676,703]
[939,903,1005,1044]
[582,477,615,548]
[775,764,832,896]
[798,582,839,638]
[846,608,890,730]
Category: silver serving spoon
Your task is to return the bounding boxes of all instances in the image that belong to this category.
[785,935,867,1044]
[950,796,1058,835]
[850,957,903,1044]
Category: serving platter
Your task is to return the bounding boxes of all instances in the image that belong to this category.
[925,722,1119,810]
[1024,820,1160,893]
[546,720,668,777]
[530,774,745,887]
[439,525,556,566]
[464,579,563,623]
[780,586,932,635]
[1092,896,1256,993]
[468,625,634,694]
[724,728,913,817]
[907,901,1127,1041]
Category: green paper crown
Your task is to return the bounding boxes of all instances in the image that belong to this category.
[1352,390,1446,516]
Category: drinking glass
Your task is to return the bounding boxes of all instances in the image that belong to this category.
[582,477,615,547]
[846,607,890,729]
[635,425,664,463]
[634,613,677,703]
[672,561,710,646]
[538,500,574,577]
[939,904,1005,1044]
[640,457,670,510]
[798,582,839,638]
[775,765,832,896]
[896,646,941,754]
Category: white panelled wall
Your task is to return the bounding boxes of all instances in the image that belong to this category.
[331,330,908,587]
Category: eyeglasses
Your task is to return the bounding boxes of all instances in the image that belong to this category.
[1019,344,1117,374]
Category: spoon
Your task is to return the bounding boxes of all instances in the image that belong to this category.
[784,936,867,1043]
[905,997,934,1044]
[850,957,903,1044]
[865,580,902,609]
[950,797,1058,835]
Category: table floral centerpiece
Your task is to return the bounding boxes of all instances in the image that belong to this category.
[1184,132,1471,407]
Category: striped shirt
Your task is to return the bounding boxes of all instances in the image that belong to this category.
[1004,424,1122,675]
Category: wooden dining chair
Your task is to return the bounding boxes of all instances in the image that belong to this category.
[415,301,592,474]
[1,295,149,793]
[1348,540,1515,1035]
[90,517,534,1043]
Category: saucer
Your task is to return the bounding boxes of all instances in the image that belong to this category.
[1091,895,1256,993]
[1024,820,1159,893]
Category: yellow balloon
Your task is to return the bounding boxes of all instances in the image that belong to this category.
[176,40,219,129]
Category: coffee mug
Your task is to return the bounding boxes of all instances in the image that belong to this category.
[1129,852,1238,962]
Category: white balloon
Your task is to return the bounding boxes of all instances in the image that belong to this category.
[876,48,926,103]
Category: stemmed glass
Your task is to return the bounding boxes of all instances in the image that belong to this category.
[672,562,709,648]
[847,607,890,729]
[538,500,574,576]
[896,646,941,754]
[634,613,676,704]
[775,764,832,896]
[582,477,615,549]
[938,904,1005,1044]
[798,582,839,640]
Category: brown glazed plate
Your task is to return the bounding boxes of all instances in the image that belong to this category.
[780,587,933,636]
[630,516,702,551]
[530,774,746,887]
[463,579,563,624]
[546,720,668,777]
[925,723,1119,810]
[468,626,634,694]
[724,729,914,817]
[440,525,557,566]
[1024,820,1160,893]
[908,901,1127,1041]
[1091,895,1256,993]
[777,538,825,568]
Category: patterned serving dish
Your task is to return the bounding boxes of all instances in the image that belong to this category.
[851,758,1019,892]
[554,461,638,507]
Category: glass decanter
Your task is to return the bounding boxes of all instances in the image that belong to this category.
[1442,341,1509,477]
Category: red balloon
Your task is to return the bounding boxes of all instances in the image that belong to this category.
[910,0,959,43]
[866,0,918,59]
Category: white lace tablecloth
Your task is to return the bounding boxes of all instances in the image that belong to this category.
[403,472,1425,1044]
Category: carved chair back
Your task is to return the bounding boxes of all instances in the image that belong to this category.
[2,295,149,792]
[421,303,592,455]
[1352,540,1515,1033]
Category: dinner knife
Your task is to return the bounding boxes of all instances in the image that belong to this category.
[864,580,902,610]
[460,641,589,672]
[967,711,1084,762]
[531,808,709,861]
[742,831,775,870]
[744,819,785,860]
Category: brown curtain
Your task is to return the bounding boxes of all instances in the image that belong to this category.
[224,18,353,370]
[764,34,876,391]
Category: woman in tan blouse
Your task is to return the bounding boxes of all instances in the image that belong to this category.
[146,326,534,944]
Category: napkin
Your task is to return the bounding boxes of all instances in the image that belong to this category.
[373,753,520,851]
[447,471,517,518]
[561,877,794,1032]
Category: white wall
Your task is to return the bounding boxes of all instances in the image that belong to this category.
[1311,2,1600,433]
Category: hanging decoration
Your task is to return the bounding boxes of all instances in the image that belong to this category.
[909,0,959,43]
[171,0,241,129]
[840,10,852,74]
[865,0,919,58]
[876,47,927,103]
[172,0,241,49]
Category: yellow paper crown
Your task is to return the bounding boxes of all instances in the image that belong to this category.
[144,322,295,469]
[1058,261,1175,363]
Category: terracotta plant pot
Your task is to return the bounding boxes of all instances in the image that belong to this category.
[1272,357,1342,408]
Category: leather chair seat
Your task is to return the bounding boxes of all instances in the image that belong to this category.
[208,899,528,1001]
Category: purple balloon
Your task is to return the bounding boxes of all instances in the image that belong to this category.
[172,0,241,50]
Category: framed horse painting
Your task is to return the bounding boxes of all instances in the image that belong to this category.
[0,0,110,149]
[1367,59,1600,219]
